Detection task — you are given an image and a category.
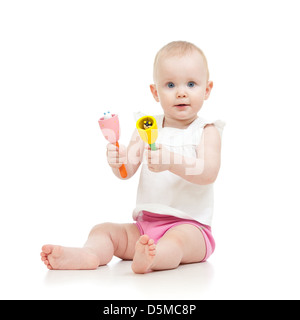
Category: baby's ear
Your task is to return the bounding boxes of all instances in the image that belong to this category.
[205,81,213,100]
[150,84,160,102]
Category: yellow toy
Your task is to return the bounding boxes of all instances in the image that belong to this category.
[136,115,158,150]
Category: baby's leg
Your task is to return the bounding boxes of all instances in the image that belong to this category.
[132,224,206,273]
[41,223,140,270]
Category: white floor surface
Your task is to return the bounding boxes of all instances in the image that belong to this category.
[1,232,300,300]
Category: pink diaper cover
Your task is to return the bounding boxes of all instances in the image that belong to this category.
[135,211,215,261]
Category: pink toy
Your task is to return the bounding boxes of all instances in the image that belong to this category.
[98,112,127,178]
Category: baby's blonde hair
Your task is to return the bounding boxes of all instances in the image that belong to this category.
[153,41,210,82]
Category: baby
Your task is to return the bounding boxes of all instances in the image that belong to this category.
[40,41,224,274]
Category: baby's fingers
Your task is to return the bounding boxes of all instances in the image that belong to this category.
[106,143,118,152]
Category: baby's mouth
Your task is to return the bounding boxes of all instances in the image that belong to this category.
[174,104,190,108]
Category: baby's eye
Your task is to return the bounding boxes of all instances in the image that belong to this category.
[187,81,195,88]
[167,82,175,88]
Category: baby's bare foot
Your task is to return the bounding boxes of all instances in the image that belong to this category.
[40,245,100,270]
[131,235,156,274]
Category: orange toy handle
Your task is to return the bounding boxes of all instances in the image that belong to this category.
[115,142,127,178]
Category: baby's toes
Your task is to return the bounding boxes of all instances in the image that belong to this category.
[139,235,150,245]
[149,244,156,251]
[148,239,155,246]
[148,244,156,256]
[149,249,156,256]
[43,259,49,266]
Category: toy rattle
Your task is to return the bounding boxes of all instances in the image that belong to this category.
[136,115,158,151]
[98,112,127,178]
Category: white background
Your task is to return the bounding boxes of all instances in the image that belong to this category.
[1,0,300,300]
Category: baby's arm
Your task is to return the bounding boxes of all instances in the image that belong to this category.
[173,124,221,185]
[147,124,221,185]
[107,129,144,179]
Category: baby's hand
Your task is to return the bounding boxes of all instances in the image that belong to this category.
[146,144,171,173]
[106,143,127,169]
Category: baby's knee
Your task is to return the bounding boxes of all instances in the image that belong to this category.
[89,222,115,236]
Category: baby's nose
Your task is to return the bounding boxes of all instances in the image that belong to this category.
[176,89,187,98]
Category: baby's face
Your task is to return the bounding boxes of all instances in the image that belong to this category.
[151,50,212,126]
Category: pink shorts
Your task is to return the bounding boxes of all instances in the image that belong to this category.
[135,211,215,261]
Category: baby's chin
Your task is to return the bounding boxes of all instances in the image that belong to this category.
[167,112,198,127]
[172,106,199,117]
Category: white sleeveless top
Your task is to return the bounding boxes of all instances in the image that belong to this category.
[132,113,225,226]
